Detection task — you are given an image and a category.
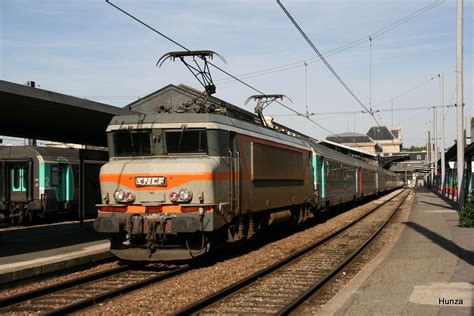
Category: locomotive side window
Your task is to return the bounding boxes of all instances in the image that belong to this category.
[165,129,208,154]
[207,129,229,156]
[112,130,152,157]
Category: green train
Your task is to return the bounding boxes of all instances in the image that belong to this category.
[0,146,80,224]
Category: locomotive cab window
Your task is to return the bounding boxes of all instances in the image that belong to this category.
[165,129,208,154]
[110,130,152,157]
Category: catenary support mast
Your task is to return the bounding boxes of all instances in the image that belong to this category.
[440,74,446,195]
[456,0,464,206]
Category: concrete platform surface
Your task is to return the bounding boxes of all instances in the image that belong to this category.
[0,221,110,284]
[319,188,474,316]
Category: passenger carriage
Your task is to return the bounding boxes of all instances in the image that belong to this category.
[0,146,80,223]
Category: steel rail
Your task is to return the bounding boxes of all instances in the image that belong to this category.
[174,189,407,315]
[45,265,190,316]
[0,265,130,308]
[0,264,190,315]
[278,189,411,315]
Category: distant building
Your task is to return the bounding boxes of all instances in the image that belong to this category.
[388,151,428,186]
[325,132,382,154]
[366,126,402,153]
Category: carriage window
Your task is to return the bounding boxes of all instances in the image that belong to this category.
[165,129,208,154]
[74,168,79,186]
[11,166,27,192]
[51,166,60,186]
[12,168,20,190]
[112,130,152,157]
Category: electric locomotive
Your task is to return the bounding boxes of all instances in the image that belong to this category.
[93,112,402,262]
[93,113,315,261]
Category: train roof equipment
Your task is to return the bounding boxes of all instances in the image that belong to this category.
[245,94,293,128]
[125,84,308,141]
[157,50,226,96]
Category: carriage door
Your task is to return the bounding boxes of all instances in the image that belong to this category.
[375,172,379,193]
[56,163,72,202]
[355,167,359,193]
[0,161,4,202]
[312,153,320,198]
[7,162,30,202]
[229,132,241,214]
[320,157,326,199]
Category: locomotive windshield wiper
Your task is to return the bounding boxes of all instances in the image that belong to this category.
[129,128,135,157]
[177,125,186,153]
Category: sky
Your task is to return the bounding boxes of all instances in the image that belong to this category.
[0,0,472,148]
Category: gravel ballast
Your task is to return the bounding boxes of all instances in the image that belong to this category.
[82,190,403,315]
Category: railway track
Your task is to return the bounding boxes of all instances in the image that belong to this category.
[0,263,189,315]
[175,189,411,315]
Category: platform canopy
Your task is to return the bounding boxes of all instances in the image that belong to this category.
[0,80,136,147]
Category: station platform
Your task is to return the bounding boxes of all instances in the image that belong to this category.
[0,220,110,284]
[319,187,473,315]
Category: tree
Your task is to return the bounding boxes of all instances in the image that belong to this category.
[408,145,426,152]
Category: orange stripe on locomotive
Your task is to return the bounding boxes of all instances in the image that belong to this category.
[99,172,232,190]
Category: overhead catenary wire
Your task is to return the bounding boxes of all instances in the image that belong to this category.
[104,0,444,139]
[317,104,455,116]
[369,36,373,109]
[395,108,430,126]
[277,0,380,123]
[377,75,438,144]
[277,0,405,149]
[105,0,337,137]
[375,75,438,108]
[210,0,443,85]
[446,87,456,117]
[273,74,444,117]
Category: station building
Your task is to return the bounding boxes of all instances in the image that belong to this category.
[367,126,402,153]
[325,133,382,154]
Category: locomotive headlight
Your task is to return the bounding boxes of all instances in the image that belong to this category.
[114,189,126,203]
[169,191,179,202]
[178,188,193,202]
[125,192,136,203]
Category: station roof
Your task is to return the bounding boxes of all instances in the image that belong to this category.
[0,80,135,146]
[367,126,396,140]
[326,132,375,144]
[320,139,378,159]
